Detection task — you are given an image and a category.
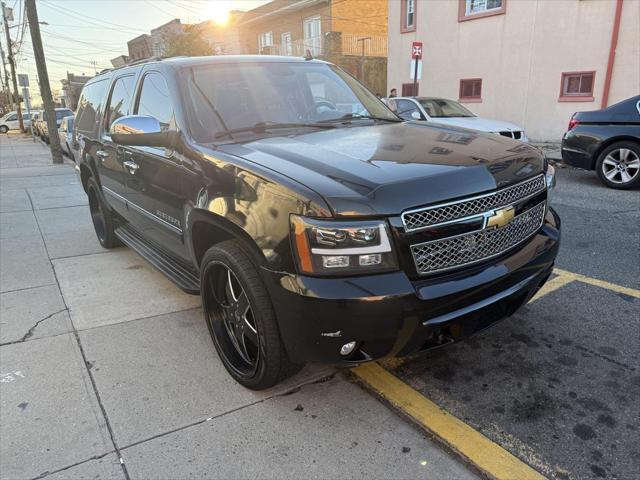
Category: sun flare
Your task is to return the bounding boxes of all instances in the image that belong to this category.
[208,5,231,26]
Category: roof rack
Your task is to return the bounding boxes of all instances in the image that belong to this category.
[95,56,164,77]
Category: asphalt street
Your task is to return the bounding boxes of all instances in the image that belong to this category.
[390,165,640,480]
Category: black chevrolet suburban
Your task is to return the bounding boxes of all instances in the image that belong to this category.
[75,56,560,389]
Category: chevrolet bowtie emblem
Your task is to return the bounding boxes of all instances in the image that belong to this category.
[485,206,515,229]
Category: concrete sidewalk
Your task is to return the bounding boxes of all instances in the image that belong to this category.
[0,133,478,480]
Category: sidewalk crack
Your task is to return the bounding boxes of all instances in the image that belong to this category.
[0,308,67,346]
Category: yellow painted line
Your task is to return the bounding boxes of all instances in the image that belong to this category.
[554,268,640,299]
[356,268,637,479]
[353,363,545,480]
[529,274,574,303]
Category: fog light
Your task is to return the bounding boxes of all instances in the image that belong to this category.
[340,341,357,356]
[322,255,349,268]
[359,253,382,266]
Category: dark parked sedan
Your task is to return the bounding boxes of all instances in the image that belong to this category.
[561,95,640,189]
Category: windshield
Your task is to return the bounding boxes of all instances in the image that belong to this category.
[184,62,398,142]
[56,110,73,120]
[418,98,475,118]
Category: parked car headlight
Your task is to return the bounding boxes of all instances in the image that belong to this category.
[545,163,556,201]
[290,215,398,276]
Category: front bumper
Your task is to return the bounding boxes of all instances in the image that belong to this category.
[263,207,560,365]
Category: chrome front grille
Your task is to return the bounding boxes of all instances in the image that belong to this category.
[402,174,546,232]
[410,201,546,275]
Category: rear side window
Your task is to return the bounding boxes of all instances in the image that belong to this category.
[135,72,173,130]
[76,79,109,135]
[105,75,136,132]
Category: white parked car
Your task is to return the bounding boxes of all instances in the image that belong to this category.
[385,96,528,142]
[0,111,32,133]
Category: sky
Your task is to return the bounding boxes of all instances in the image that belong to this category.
[3,0,268,106]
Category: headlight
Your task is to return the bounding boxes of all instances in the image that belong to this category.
[290,215,398,276]
[545,163,556,199]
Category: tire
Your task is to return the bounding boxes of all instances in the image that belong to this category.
[86,176,121,248]
[200,240,303,390]
[0,125,8,134]
[596,141,640,190]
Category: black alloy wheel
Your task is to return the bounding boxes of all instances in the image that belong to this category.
[200,241,302,390]
[86,177,120,248]
[207,264,260,375]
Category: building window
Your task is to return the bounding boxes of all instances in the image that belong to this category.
[402,83,419,96]
[459,78,482,102]
[259,31,273,51]
[459,0,506,22]
[281,32,292,56]
[401,0,417,33]
[303,16,322,56]
[559,71,595,102]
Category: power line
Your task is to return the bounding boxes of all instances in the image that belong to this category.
[39,0,148,34]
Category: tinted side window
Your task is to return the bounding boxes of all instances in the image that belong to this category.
[136,73,173,130]
[76,79,109,135]
[396,100,420,120]
[106,75,136,131]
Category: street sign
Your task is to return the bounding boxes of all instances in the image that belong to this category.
[22,87,31,110]
[18,74,29,87]
[410,60,423,80]
[411,41,423,60]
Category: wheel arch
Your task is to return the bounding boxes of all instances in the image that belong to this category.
[592,136,640,169]
[188,209,268,271]
[78,151,100,193]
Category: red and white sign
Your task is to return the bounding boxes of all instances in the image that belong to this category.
[411,41,423,60]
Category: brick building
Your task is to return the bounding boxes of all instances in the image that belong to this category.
[238,0,388,94]
[127,34,152,62]
[151,19,184,57]
[197,11,246,55]
[60,72,93,110]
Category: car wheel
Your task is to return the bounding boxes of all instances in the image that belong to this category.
[0,125,8,134]
[596,142,640,190]
[200,241,303,390]
[86,177,121,248]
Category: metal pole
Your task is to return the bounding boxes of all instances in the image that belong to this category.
[0,35,10,108]
[413,59,418,96]
[2,1,24,131]
[25,0,63,163]
[356,37,370,84]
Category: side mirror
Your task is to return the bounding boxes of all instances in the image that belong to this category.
[110,115,176,149]
[411,111,422,120]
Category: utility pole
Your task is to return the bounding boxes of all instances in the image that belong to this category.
[25,0,62,164]
[0,34,10,108]
[2,1,24,131]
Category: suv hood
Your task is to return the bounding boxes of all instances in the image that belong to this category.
[429,116,525,134]
[218,122,544,216]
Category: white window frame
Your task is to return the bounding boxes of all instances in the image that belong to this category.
[465,0,503,16]
[303,15,322,56]
[281,32,292,56]
[258,31,273,51]
[406,0,415,28]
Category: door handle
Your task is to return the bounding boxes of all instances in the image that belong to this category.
[96,150,109,161]
[123,160,140,175]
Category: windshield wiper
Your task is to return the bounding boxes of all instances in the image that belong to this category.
[214,121,336,139]
[319,113,402,124]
